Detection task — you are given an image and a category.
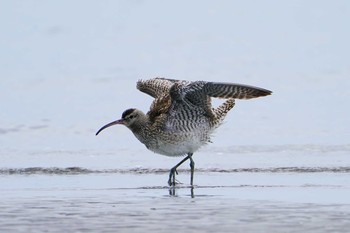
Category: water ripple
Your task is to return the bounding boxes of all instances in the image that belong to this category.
[1,166,349,175]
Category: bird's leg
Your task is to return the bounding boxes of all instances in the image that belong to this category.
[168,167,178,186]
[168,155,191,186]
[188,153,195,186]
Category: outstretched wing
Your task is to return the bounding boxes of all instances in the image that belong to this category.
[141,78,272,130]
[137,78,181,98]
[203,82,272,99]
[170,81,271,103]
[168,80,272,119]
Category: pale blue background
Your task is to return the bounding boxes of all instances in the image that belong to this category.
[1,0,349,152]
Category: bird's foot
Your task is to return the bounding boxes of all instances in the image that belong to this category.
[168,168,179,186]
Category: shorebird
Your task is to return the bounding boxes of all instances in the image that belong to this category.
[96,77,272,186]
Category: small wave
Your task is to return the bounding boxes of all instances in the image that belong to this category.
[0,167,92,175]
[208,144,350,154]
[0,166,349,175]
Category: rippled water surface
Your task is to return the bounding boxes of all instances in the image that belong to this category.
[1,146,350,233]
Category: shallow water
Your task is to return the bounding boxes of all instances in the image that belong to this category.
[1,146,350,232]
[1,188,350,233]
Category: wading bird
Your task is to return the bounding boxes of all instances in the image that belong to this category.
[96,78,272,186]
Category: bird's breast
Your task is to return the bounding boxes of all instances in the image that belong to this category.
[148,137,206,157]
[134,128,210,157]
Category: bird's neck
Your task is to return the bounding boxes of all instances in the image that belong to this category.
[127,114,153,146]
[127,113,150,134]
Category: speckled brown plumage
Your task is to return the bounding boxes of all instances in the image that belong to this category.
[96,77,272,186]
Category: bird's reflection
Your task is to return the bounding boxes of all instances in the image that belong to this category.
[169,186,195,198]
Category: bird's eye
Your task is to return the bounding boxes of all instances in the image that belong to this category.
[129,115,134,120]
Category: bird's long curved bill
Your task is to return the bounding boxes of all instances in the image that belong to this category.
[95,119,124,136]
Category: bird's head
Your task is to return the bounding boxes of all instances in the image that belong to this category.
[95,108,146,135]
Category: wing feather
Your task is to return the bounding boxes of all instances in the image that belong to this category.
[136,78,176,98]
[203,82,272,99]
